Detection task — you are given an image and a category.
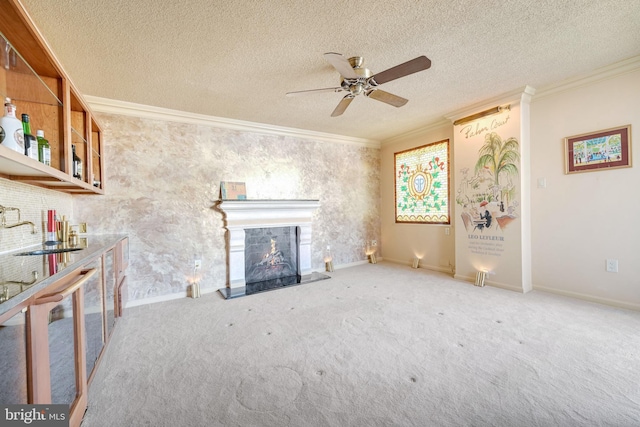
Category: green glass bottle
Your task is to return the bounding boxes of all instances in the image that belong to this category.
[36,129,51,166]
[21,114,38,160]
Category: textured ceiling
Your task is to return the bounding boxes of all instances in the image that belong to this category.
[19,0,640,141]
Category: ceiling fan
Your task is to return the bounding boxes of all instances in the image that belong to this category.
[286,52,431,117]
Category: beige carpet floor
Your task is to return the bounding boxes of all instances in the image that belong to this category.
[81,262,640,427]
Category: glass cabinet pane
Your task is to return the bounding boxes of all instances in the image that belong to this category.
[104,250,116,337]
[0,32,62,106]
[83,260,104,380]
[0,309,28,404]
[48,298,77,406]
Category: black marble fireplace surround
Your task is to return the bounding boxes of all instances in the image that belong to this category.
[219,225,330,299]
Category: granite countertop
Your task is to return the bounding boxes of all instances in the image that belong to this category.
[0,234,127,318]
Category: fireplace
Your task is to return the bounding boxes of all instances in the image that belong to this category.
[216,199,329,298]
[244,226,299,293]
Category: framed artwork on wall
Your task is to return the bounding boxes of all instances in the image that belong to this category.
[395,139,450,224]
[564,125,632,174]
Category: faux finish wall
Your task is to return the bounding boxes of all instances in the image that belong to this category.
[73,112,381,303]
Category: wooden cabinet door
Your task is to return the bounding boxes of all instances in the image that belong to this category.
[29,267,97,427]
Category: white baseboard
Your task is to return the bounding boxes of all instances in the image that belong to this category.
[125,292,188,308]
[454,273,526,293]
[384,257,453,274]
[533,285,640,312]
[124,261,375,308]
[333,259,372,270]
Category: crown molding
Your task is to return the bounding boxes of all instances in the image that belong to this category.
[380,118,451,146]
[533,55,640,101]
[84,96,381,149]
[444,86,536,123]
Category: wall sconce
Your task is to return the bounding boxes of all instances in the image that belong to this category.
[474,271,486,287]
[324,245,334,272]
[411,257,420,269]
[453,105,510,126]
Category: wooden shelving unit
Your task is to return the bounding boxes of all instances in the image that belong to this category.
[0,0,104,194]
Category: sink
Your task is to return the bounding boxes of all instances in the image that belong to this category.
[14,248,83,256]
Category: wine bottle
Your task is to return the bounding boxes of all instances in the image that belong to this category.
[36,129,51,166]
[21,114,39,160]
[72,144,83,180]
[0,98,25,153]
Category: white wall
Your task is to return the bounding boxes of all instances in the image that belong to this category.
[380,63,639,311]
[380,124,455,272]
[530,68,640,310]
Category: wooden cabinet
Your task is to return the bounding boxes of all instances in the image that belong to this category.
[0,237,127,426]
[0,0,104,194]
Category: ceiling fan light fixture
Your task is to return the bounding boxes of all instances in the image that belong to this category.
[288,52,432,117]
[453,105,511,126]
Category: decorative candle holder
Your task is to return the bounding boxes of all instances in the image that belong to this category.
[325,261,334,272]
[411,257,420,269]
[369,253,377,264]
[191,282,201,298]
[324,245,334,272]
[474,271,486,287]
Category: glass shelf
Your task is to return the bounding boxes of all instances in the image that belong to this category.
[0,32,62,107]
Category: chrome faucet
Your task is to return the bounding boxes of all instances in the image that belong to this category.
[0,205,37,234]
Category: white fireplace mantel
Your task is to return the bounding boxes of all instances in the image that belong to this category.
[218,199,320,292]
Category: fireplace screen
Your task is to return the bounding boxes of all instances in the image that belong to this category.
[244,227,299,287]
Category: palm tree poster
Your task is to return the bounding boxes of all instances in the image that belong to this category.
[456,131,520,233]
[395,139,450,223]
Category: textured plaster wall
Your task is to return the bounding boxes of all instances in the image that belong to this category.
[73,113,380,303]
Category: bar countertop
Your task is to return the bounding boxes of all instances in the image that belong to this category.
[0,234,127,318]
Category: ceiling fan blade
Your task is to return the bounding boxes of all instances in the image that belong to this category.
[366,89,408,107]
[286,87,343,97]
[369,56,431,86]
[324,52,359,79]
[331,95,354,117]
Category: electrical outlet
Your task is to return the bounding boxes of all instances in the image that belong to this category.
[194,259,202,270]
[79,223,87,233]
[605,259,618,273]
[371,240,377,246]
[445,227,450,235]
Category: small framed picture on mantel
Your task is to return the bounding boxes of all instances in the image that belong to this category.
[220,182,247,200]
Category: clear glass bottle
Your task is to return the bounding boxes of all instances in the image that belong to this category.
[72,144,82,180]
[36,129,51,166]
[0,98,25,153]
[21,113,38,160]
